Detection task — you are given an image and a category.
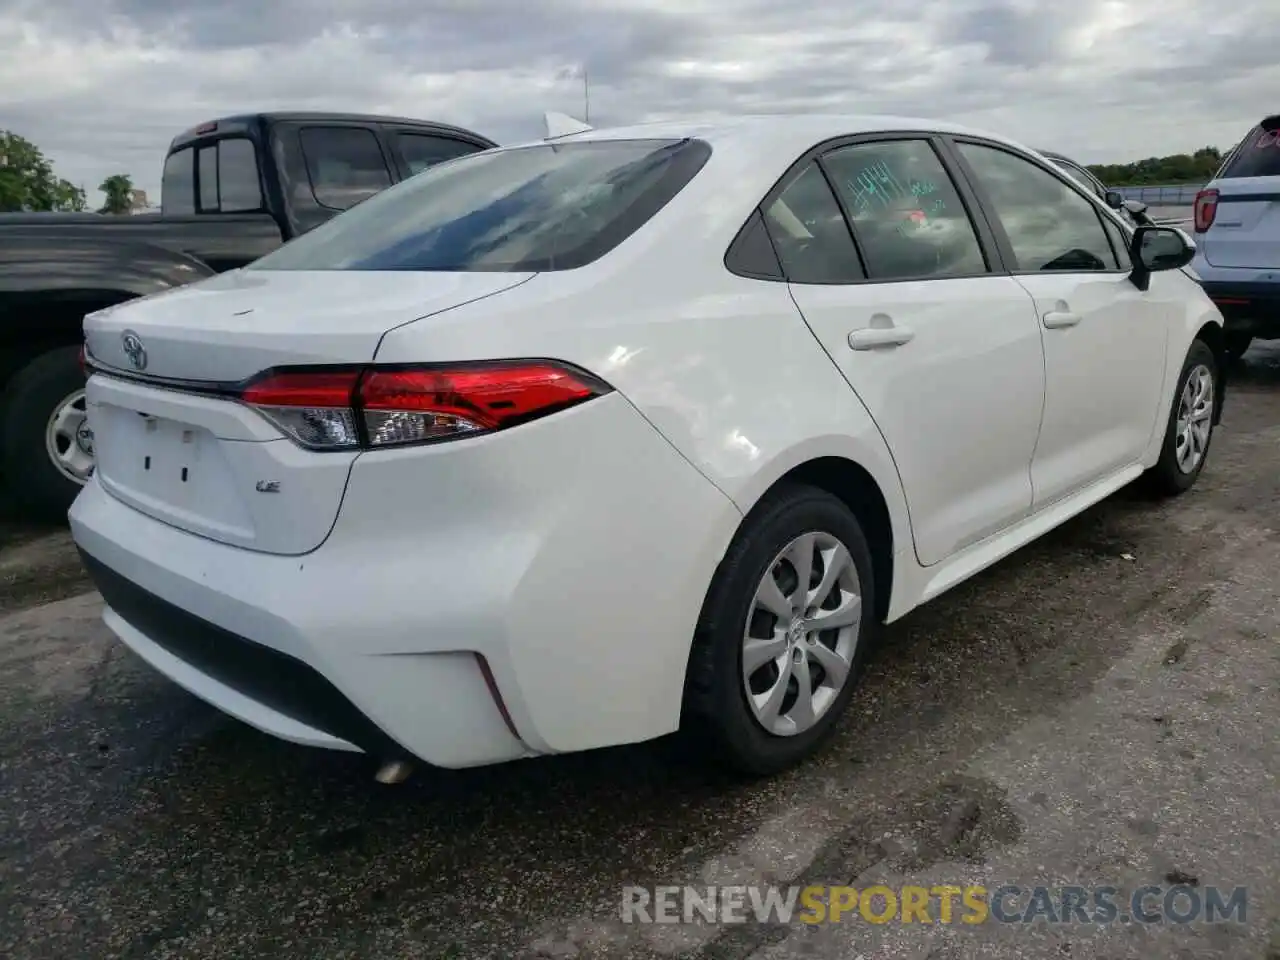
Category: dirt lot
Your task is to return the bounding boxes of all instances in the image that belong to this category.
[1,347,1278,960]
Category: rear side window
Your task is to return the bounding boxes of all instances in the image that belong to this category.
[1219,125,1280,179]
[190,138,265,214]
[198,147,219,211]
[761,163,864,283]
[397,134,483,175]
[218,139,264,211]
[161,147,195,215]
[822,139,987,281]
[250,138,712,273]
[299,127,394,211]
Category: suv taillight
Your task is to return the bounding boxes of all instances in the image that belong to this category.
[1193,188,1219,233]
[239,360,611,451]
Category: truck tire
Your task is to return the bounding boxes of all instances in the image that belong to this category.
[1,346,92,520]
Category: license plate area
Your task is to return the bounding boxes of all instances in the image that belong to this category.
[93,402,255,540]
[107,411,207,503]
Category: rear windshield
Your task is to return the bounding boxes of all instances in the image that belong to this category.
[1219,125,1280,179]
[249,138,711,273]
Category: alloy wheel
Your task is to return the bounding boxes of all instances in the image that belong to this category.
[741,531,862,737]
[1174,364,1213,474]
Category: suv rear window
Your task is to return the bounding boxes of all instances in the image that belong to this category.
[250,138,712,273]
[1219,124,1280,179]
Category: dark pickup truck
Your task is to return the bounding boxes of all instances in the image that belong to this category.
[0,111,498,517]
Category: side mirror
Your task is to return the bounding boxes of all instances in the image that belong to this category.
[1130,225,1196,291]
[1105,190,1125,210]
[1122,198,1149,216]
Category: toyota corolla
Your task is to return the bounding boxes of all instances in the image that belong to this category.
[70,115,1224,779]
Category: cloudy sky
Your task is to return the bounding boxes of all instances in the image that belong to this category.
[1,0,1275,206]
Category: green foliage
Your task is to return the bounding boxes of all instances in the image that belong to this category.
[98,173,135,215]
[1087,146,1229,186]
[0,130,88,212]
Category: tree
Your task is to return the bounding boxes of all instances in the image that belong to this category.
[1086,147,1226,186]
[54,181,87,212]
[0,130,87,212]
[98,173,135,215]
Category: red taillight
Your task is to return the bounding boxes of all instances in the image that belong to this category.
[1193,188,1219,233]
[77,345,87,376]
[239,361,609,451]
[241,370,361,407]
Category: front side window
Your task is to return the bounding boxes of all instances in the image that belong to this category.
[761,163,864,284]
[1051,159,1105,199]
[958,142,1119,272]
[299,127,394,211]
[250,138,711,273]
[160,147,195,215]
[397,134,483,175]
[822,139,987,281]
[1100,214,1133,270]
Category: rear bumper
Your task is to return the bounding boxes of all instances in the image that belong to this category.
[1190,262,1280,338]
[69,393,742,768]
[78,548,412,758]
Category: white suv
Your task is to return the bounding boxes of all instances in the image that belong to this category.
[1190,115,1280,360]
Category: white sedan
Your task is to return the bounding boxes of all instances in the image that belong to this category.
[70,114,1224,779]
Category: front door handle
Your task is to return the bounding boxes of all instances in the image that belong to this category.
[1043,310,1082,329]
[848,326,915,350]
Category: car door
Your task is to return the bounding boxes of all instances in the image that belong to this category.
[949,138,1169,508]
[772,136,1046,566]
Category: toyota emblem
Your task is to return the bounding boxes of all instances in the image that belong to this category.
[121,330,147,371]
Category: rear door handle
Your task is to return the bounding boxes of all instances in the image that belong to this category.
[848,326,914,350]
[1042,311,1082,329]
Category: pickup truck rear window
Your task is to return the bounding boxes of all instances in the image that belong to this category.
[1219,126,1280,179]
[165,137,263,214]
[249,138,712,273]
[161,148,195,215]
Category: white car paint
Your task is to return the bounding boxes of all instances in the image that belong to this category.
[69,114,1223,771]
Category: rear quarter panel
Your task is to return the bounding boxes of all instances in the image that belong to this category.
[371,145,916,611]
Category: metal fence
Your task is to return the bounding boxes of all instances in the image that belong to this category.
[1112,183,1204,205]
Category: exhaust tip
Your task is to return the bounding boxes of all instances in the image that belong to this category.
[374,760,414,785]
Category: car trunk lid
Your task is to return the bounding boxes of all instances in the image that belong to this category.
[83,269,534,554]
[83,269,534,383]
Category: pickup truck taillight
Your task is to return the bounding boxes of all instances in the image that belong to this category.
[1193,189,1219,233]
[239,361,612,451]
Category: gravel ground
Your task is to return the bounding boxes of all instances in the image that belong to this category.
[1,344,1277,960]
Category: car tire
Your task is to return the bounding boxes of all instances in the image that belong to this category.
[1,346,91,520]
[681,484,877,776]
[1142,338,1217,498]
[1224,332,1252,364]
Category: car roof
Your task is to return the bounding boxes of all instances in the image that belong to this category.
[539,114,1026,150]
[512,115,1043,203]
[168,112,496,152]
